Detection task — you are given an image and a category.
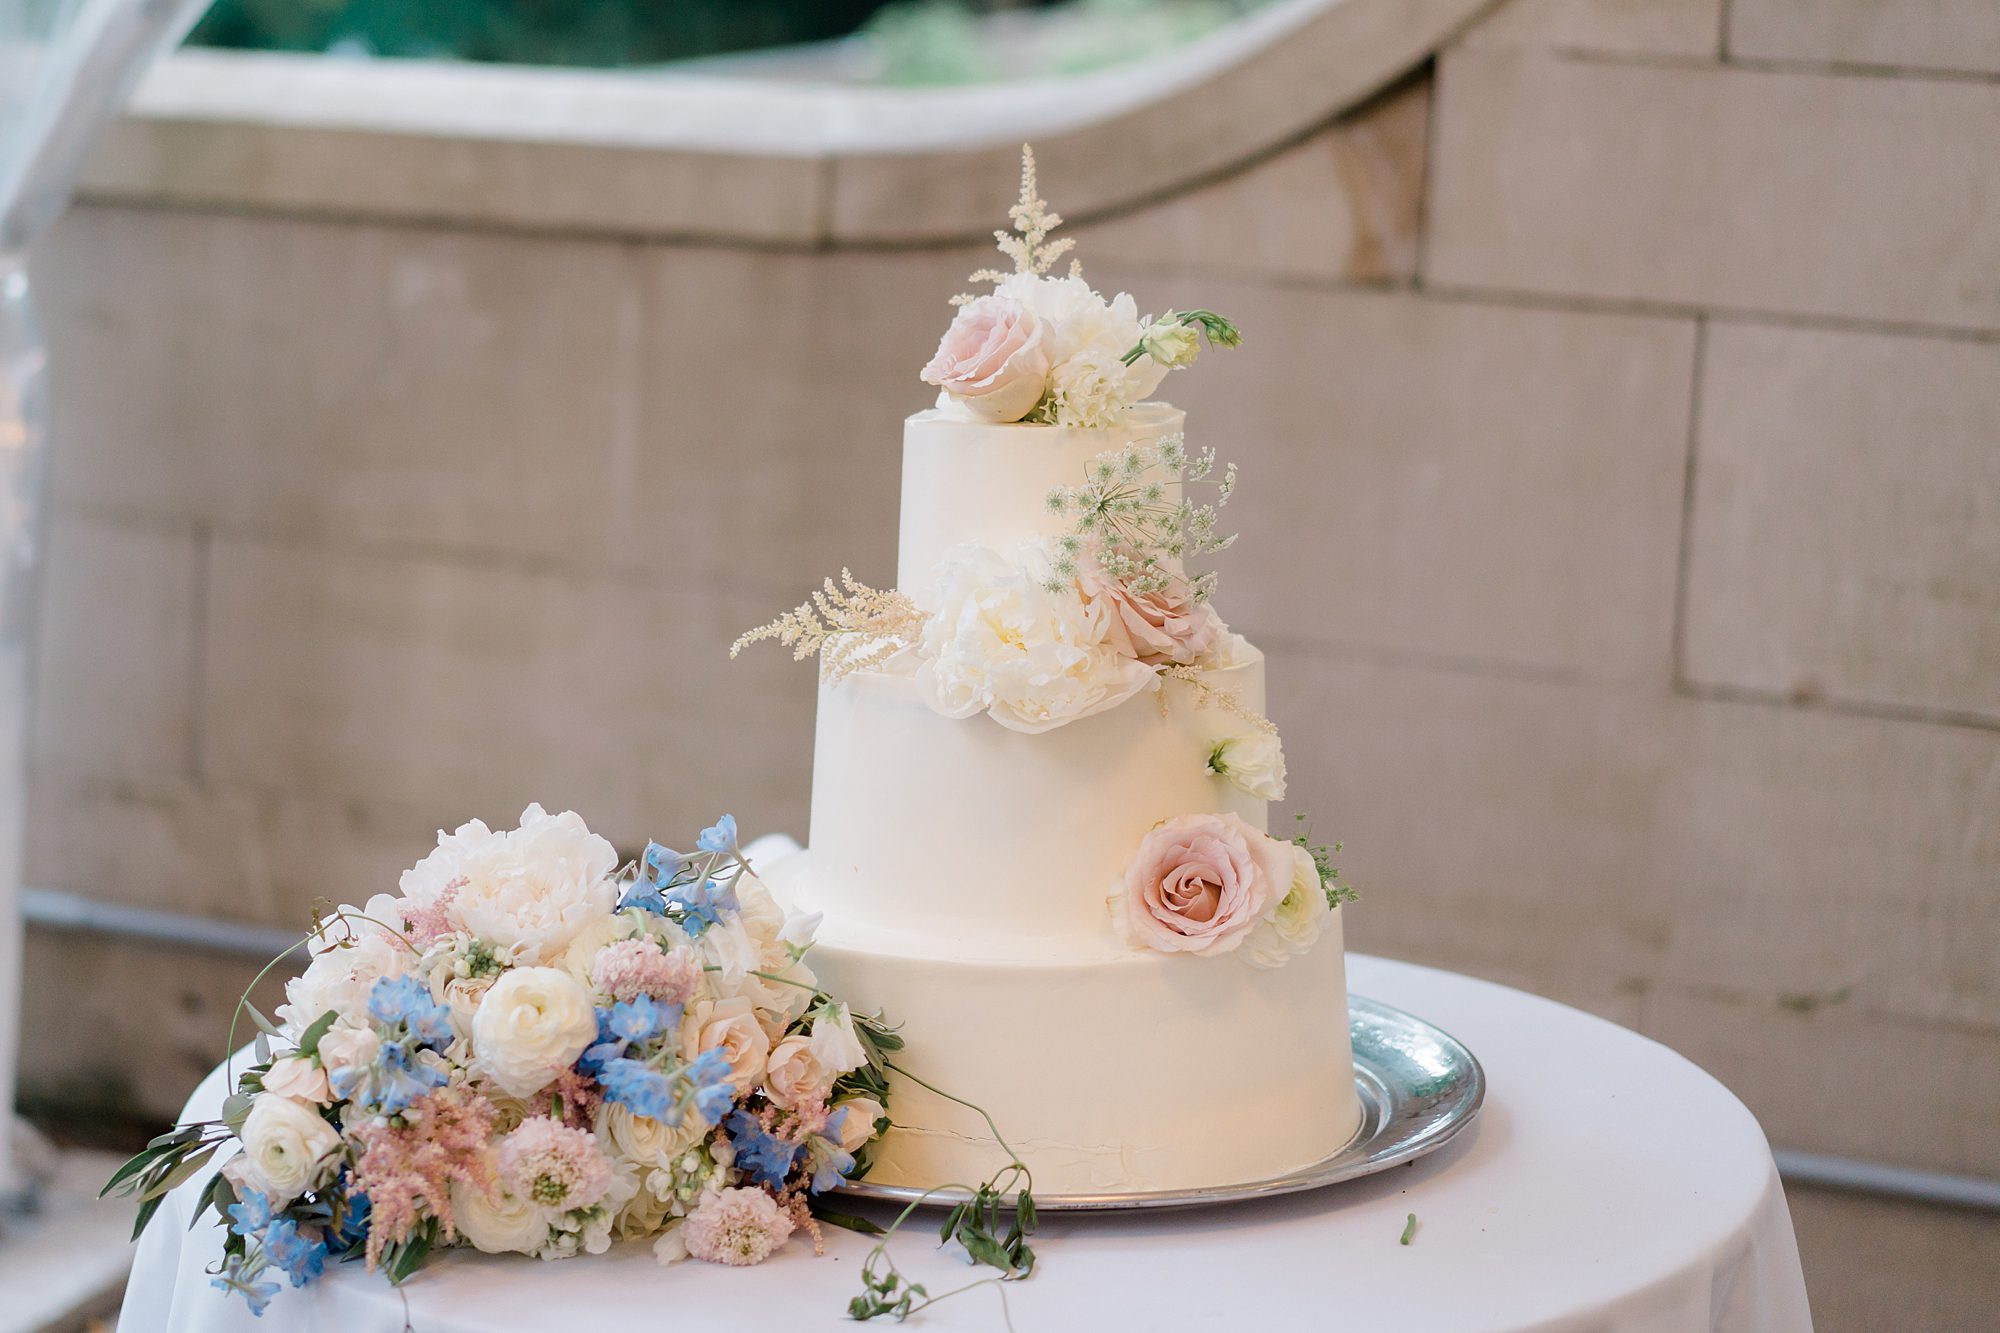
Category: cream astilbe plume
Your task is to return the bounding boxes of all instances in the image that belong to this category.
[954,144,1078,304]
[1157,664,1279,734]
[731,570,926,683]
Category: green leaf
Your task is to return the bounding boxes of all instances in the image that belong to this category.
[243,1002,281,1037]
[130,1193,166,1242]
[148,1143,221,1197]
[297,1009,340,1059]
[808,1203,886,1236]
[101,1144,171,1198]
[938,1201,966,1243]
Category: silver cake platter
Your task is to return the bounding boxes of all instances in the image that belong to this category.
[836,994,1484,1212]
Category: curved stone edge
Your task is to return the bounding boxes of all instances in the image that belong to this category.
[73,0,1498,246]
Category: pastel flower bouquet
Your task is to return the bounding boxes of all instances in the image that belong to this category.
[103,806,957,1317]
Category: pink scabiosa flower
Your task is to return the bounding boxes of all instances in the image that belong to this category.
[683,1186,796,1266]
[497,1116,613,1213]
[590,938,701,1005]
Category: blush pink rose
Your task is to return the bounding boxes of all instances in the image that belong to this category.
[1079,559,1224,665]
[921,295,1050,423]
[1115,812,1295,956]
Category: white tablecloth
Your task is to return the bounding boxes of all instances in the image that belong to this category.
[117,955,1814,1332]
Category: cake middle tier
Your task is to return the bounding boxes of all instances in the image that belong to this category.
[805,647,1265,953]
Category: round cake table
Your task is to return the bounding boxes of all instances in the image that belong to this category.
[117,956,1814,1332]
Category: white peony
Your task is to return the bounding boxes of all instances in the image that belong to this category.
[401,805,620,964]
[450,1164,551,1256]
[230,1094,342,1206]
[278,930,410,1037]
[915,543,1157,734]
[1206,731,1288,801]
[997,272,1168,425]
[471,967,600,1098]
[1246,844,1334,968]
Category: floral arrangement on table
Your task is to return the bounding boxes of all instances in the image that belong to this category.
[920,145,1240,428]
[104,806,1038,1320]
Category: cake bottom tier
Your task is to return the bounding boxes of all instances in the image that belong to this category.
[794,891,1364,1195]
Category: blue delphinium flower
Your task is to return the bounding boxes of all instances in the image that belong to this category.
[645,841,686,881]
[666,878,738,936]
[212,1254,280,1317]
[263,1217,329,1288]
[329,1189,370,1256]
[726,1108,801,1189]
[685,1047,731,1089]
[366,975,453,1049]
[599,1058,674,1121]
[227,1190,276,1238]
[696,815,738,854]
[692,1081,736,1126]
[607,996,676,1044]
[809,1140,856,1195]
[330,1039,447,1115]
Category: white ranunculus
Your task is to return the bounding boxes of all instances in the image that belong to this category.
[808,1003,869,1076]
[915,543,1157,734]
[232,1094,343,1206]
[832,1097,886,1155]
[1206,731,1288,801]
[402,805,620,964]
[595,1101,707,1174]
[451,1164,550,1256]
[1246,844,1333,968]
[278,930,410,1037]
[472,967,600,1097]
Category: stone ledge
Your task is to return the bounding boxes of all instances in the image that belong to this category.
[75,0,1498,245]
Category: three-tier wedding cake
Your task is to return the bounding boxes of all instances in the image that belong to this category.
[745,150,1362,1195]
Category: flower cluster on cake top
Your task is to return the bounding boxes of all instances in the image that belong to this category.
[921,146,1240,428]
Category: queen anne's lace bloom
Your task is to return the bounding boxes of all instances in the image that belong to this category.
[682,1186,795,1266]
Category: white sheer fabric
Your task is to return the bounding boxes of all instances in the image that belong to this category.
[0,0,210,1199]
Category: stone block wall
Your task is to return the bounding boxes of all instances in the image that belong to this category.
[17,1,2000,1321]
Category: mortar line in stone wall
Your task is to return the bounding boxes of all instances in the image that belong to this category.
[1253,629,1589,690]
[185,520,213,782]
[1674,679,2000,736]
[1541,44,2000,89]
[1669,315,1709,696]
[1411,280,2000,346]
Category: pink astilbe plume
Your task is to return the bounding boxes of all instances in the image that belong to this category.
[398,880,463,948]
[591,938,701,1005]
[550,1066,602,1130]
[349,1086,497,1268]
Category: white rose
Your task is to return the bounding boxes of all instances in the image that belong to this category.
[472,967,599,1098]
[262,1056,332,1106]
[278,931,409,1037]
[914,543,1156,735]
[832,1097,885,1155]
[808,1004,869,1077]
[680,996,771,1094]
[314,1024,380,1087]
[1207,731,1288,801]
[1246,845,1332,968]
[763,1037,833,1110]
[403,804,620,964]
[450,1164,550,1256]
[231,1094,342,1206]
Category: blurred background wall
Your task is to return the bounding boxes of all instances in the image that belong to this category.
[13,0,1998,1325]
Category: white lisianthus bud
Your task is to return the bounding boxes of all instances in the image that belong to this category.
[807,1003,869,1076]
[230,1094,343,1205]
[262,1056,332,1106]
[1206,731,1287,801]
[472,966,599,1098]
[1140,318,1201,369]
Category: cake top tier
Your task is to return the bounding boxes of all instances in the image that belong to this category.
[897,402,1186,600]
[918,146,1239,431]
